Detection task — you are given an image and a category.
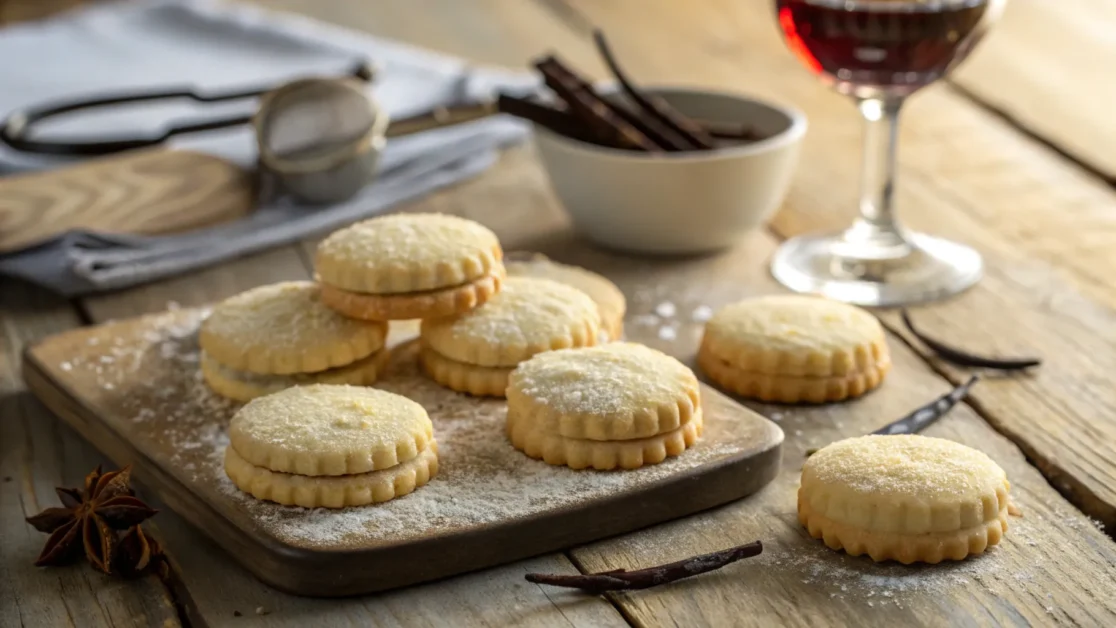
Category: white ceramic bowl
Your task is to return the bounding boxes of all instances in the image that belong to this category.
[533,87,806,254]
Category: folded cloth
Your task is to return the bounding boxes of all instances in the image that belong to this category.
[0,0,534,296]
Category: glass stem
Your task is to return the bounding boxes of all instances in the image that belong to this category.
[843,97,910,254]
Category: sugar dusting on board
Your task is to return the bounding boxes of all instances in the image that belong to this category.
[51,310,748,549]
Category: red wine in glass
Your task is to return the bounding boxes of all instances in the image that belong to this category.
[776,0,989,97]
[770,0,1001,306]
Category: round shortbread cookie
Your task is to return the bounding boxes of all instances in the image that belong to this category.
[419,345,512,397]
[225,441,438,508]
[200,281,387,375]
[228,385,433,476]
[505,254,626,341]
[421,277,600,367]
[319,268,504,321]
[702,295,888,376]
[201,349,390,402]
[316,213,503,294]
[697,345,889,404]
[508,409,703,470]
[798,435,1011,564]
[700,295,889,402]
[507,343,700,441]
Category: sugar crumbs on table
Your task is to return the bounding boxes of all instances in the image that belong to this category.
[658,325,678,341]
[654,301,677,318]
[255,607,269,616]
[631,313,660,327]
[691,305,713,323]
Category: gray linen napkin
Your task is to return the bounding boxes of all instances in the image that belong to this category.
[0,0,534,296]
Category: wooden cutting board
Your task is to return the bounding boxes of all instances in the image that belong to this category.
[0,150,255,254]
[22,308,783,597]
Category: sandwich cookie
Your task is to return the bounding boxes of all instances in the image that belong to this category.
[699,295,890,403]
[316,213,505,321]
[199,281,389,401]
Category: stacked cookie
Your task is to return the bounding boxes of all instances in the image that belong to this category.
[315,213,506,321]
[200,281,390,402]
[505,253,626,341]
[419,276,602,397]
[506,343,703,470]
[799,435,1010,564]
[698,295,891,403]
[224,385,438,508]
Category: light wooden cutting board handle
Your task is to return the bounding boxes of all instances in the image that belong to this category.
[0,150,256,254]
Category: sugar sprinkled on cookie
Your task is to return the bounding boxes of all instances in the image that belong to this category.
[699,295,890,403]
[799,434,1010,564]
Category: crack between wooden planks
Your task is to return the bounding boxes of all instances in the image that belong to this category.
[759,223,1116,537]
[880,318,1115,539]
[561,549,644,628]
[529,0,597,36]
[944,81,1116,187]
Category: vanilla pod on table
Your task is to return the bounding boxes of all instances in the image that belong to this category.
[805,376,980,456]
[525,540,763,593]
[901,310,1042,370]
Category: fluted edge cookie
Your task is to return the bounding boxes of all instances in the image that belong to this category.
[508,410,703,470]
[505,254,626,341]
[698,344,890,404]
[200,281,387,375]
[225,442,439,508]
[419,345,512,397]
[201,349,391,402]
[228,385,433,476]
[798,435,1011,564]
[507,343,700,440]
[316,213,503,294]
[702,295,889,377]
[319,267,504,321]
[421,277,601,367]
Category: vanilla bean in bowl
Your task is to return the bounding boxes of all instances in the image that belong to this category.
[498,29,765,152]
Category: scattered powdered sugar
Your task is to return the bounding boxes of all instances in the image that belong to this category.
[51,310,751,551]
[654,301,677,318]
[691,305,714,323]
[658,325,678,341]
[631,314,661,327]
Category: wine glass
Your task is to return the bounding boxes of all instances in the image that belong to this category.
[771,0,1004,306]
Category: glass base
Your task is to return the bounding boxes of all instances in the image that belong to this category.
[770,231,982,307]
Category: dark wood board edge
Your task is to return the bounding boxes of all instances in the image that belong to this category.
[24,336,783,597]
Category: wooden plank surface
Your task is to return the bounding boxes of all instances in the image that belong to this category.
[73,203,629,623]
[4,0,1116,626]
[0,280,181,628]
[24,312,781,596]
[952,0,1116,181]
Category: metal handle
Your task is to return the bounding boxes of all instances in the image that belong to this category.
[385,100,499,138]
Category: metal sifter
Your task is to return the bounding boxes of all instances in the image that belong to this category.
[0,61,497,204]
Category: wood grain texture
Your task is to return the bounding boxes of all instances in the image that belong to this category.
[951,0,1116,181]
[0,150,254,254]
[0,280,180,628]
[550,0,1116,535]
[24,311,781,596]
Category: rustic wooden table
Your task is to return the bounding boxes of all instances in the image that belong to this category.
[4,0,1116,626]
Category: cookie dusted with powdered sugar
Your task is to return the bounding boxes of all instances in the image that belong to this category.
[419,277,601,397]
[799,435,1011,564]
[698,295,890,403]
[316,213,505,321]
[505,343,702,470]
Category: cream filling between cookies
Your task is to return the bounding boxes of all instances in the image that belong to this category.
[322,267,504,298]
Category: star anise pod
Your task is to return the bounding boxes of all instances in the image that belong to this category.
[25,465,158,574]
[113,525,166,578]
